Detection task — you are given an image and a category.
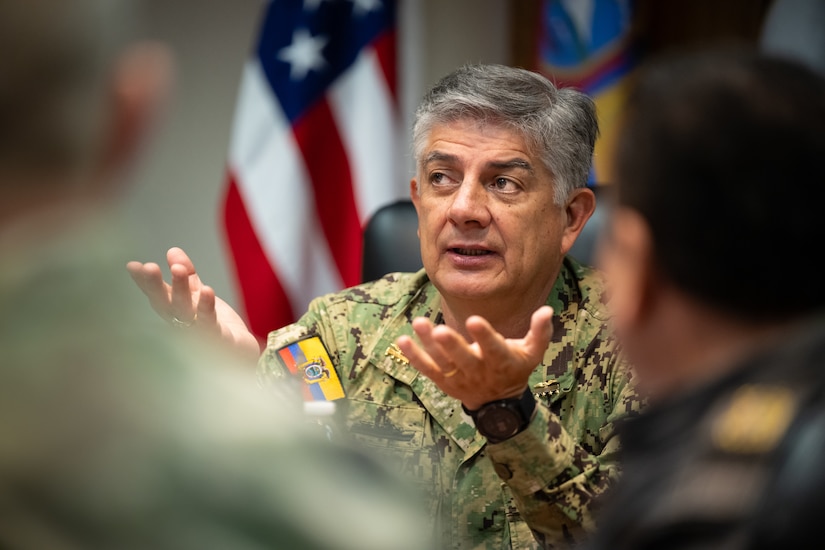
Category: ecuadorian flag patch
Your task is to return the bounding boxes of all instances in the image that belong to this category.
[277,336,345,402]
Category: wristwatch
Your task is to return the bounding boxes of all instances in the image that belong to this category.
[463,387,536,444]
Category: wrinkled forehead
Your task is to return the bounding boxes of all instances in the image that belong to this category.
[417,117,537,164]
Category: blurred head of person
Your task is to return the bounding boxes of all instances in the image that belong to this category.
[600,48,825,398]
[0,0,172,226]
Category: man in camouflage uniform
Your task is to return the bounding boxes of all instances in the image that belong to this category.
[587,50,825,548]
[131,64,642,548]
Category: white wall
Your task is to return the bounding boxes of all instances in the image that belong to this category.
[119,0,265,311]
[119,0,510,311]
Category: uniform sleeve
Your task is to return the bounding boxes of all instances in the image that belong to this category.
[484,355,642,547]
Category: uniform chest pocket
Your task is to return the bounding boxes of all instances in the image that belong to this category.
[344,398,441,524]
[345,398,427,449]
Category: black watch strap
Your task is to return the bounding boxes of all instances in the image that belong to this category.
[463,387,536,444]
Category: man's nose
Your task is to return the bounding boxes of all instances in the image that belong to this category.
[447,180,491,227]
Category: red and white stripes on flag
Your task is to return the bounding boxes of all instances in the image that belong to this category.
[222,0,402,341]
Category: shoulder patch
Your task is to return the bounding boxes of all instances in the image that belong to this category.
[711,384,796,454]
[276,336,345,402]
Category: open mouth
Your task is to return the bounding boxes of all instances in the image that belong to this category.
[451,248,492,256]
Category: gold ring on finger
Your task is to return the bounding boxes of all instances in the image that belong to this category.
[443,364,459,378]
[171,314,197,328]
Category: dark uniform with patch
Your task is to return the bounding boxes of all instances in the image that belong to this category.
[587,316,825,549]
[259,258,643,549]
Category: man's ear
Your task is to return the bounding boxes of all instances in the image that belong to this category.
[97,41,174,183]
[409,179,419,202]
[560,186,596,254]
[409,179,420,238]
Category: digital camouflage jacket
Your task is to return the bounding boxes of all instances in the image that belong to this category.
[259,258,643,549]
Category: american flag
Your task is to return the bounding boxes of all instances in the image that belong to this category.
[222,0,402,341]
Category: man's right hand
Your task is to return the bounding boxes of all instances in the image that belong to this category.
[127,246,261,363]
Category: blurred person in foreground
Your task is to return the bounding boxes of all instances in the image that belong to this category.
[587,48,825,549]
[0,0,427,548]
[129,62,644,548]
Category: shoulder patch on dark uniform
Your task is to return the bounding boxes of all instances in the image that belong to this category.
[711,384,796,454]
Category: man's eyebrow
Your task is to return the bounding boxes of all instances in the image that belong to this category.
[422,151,458,166]
[422,153,534,174]
[488,159,534,174]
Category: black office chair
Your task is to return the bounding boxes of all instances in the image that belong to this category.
[361,200,422,282]
[360,186,611,282]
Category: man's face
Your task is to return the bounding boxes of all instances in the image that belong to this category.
[410,118,570,306]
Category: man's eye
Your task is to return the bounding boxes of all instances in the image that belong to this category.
[491,177,516,192]
[430,172,451,185]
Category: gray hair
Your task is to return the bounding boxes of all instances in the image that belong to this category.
[412,64,599,205]
[0,0,137,178]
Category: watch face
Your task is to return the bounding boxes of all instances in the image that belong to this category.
[477,406,521,439]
